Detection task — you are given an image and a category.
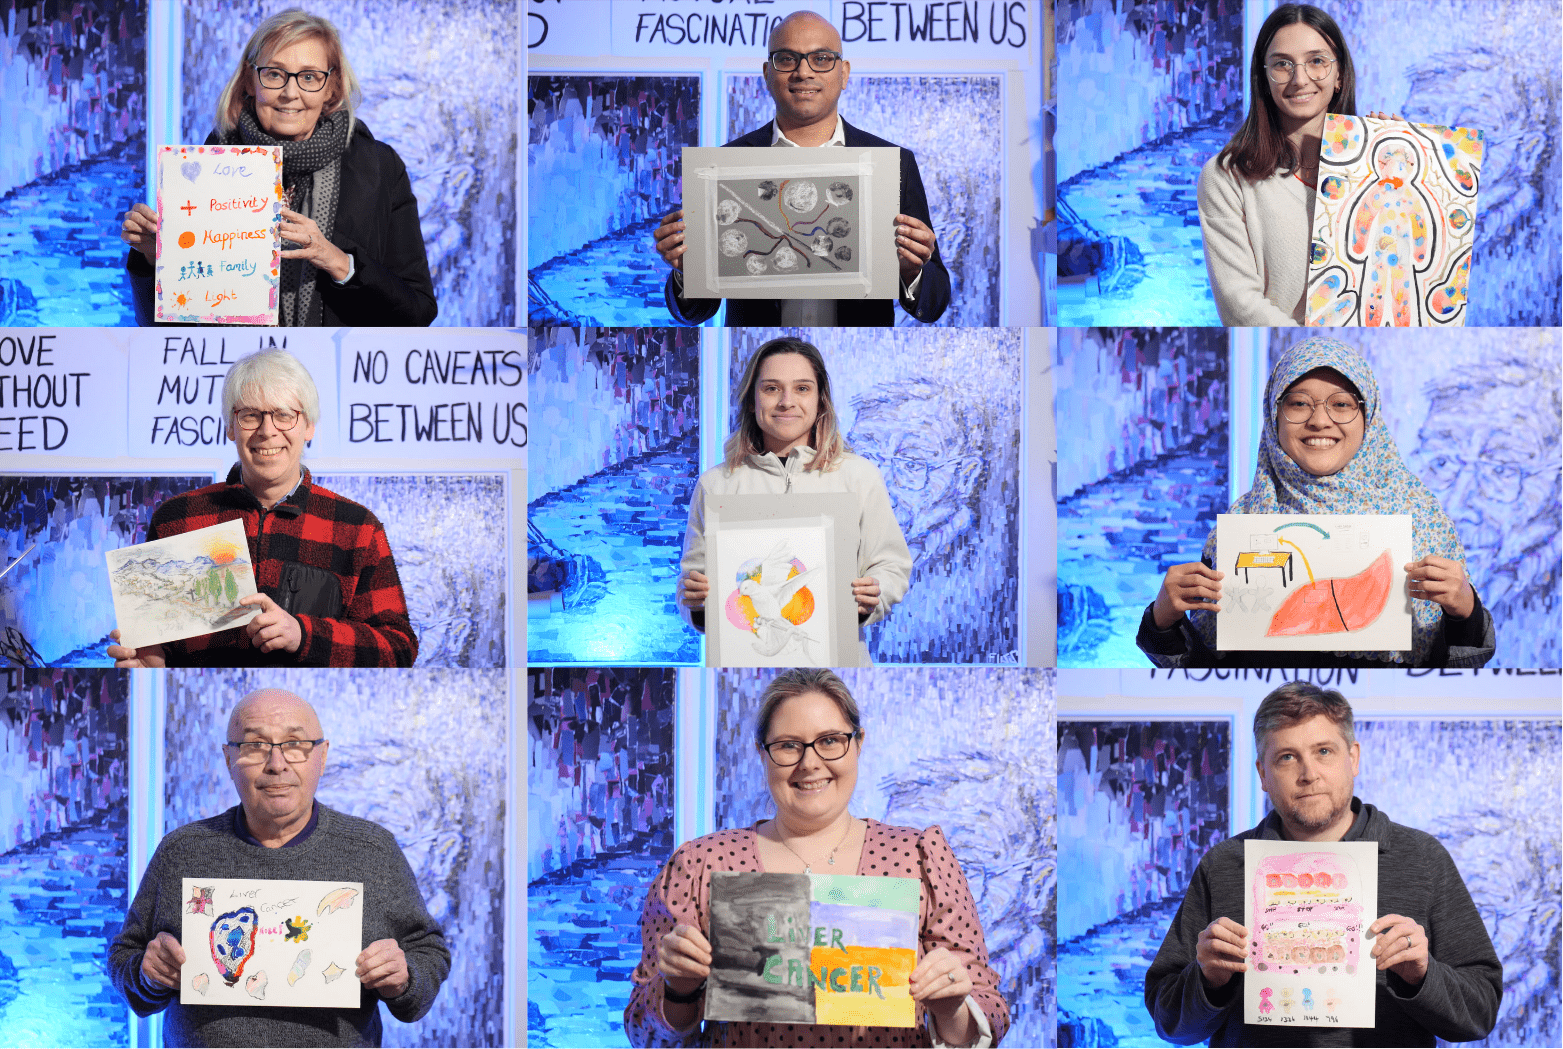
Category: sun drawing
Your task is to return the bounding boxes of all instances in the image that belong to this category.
[724,557,815,631]
[202,534,245,566]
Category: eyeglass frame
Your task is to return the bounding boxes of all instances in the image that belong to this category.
[760,730,859,767]
[1276,394,1364,425]
[856,444,979,492]
[232,407,305,431]
[223,738,326,764]
[253,66,335,93]
[1265,54,1337,84]
[767,49,844,73]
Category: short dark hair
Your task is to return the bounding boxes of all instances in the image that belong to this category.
[1253,681,1355,757]
[753,668,864,750]
[1216,3,1358,181]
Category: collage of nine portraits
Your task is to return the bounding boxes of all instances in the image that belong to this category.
[0,2,1558,1049]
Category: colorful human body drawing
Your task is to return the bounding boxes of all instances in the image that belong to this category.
[1216,514,1413,652]
[105,518,262,649]
[1307,115,1484,327]
[1244,841,1378,1029]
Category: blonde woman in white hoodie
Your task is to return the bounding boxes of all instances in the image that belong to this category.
[678,337,913,666]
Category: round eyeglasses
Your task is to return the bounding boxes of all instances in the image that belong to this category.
[225,739,324,765]
[233,408,303,431]
[1278,394,1362,425]
[255,66,334,92]
[768,49,842,73]
[763,731,857,766]
[1266,55,1336,84]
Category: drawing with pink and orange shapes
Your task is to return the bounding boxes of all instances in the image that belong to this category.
[1250,852,1364,980]
[724,540,823,662]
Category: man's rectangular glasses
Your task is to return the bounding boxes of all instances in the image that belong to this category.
[768,50,842,73]
[233,408,302,431]
[225,739,324,764]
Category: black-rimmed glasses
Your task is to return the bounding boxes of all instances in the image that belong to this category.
[255,66,334,92]
[1266,55,1336,84]
[768,49,842,73]
[224,739,325,765]
[233,408,303,431]
[1278,394,1362,425]
[763,731,856,766]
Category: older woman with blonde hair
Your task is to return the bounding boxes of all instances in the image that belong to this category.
[626,668,1009,1047]
[119,8,436,326]
[677,337,913,666]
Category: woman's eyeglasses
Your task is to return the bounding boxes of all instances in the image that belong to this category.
[1278,394,1362,425]
[255,66,334,92]
[763,732,856,766]
[1266,55,1336,84]
[768,50,843,73]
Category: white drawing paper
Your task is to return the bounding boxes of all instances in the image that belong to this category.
[1244,840,1377,1029]
[180,878,364,1008]
[1215,514,1413,651]
[105,518,261,649]
[682,146,901,301]
[155,144,283,325]
[711,515,836,668]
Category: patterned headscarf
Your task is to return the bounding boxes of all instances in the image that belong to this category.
[1191,336,1466,662]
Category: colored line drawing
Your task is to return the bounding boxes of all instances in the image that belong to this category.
[192,973,209,996]
[1276,536,1315,583]
[104,518,262,649]
[317,887,359,915]
[288,949,312,987]
[245,971,268,1000]
[185,885,214,915]
[209,906,259,987]
[723,539,824,663]
[322,961,346,984]
[283,916,312,942]
[1275,521,1331,539]
[715,177,857,278]
[1266,550,1393,636]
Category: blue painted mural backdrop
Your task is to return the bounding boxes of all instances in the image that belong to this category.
[727,74,1004,327]
[163,668,507,1049]
[527,75,700,326]
[1056,719,1230,1048]
[714,668,1057,1048]
[1268,327,1562,668]
[0,0,146,325]
[729,328,1022,664]
[181,0,518,326]
[527,327,701,665]
[1352,717,1561,1049]
[0,475,213,667]
[1324,0,1561,327]
[1055,328,1229,668]
[311,473,510,668]
[0,669,129,1048]
[528,667,676,1049]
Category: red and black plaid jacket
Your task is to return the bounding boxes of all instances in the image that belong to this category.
[146,466,418,667]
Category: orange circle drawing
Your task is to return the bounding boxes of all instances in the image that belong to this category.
[177,231,195,249]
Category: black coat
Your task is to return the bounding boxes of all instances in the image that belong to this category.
[126,121,437,326]
[664,119,951,327]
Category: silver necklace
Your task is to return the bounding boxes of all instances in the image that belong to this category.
[775,817,856,874]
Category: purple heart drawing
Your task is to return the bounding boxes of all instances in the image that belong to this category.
[180,161,202,183]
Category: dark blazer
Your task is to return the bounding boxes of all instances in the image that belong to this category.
[126,121,437,326]
[664,119,950,327]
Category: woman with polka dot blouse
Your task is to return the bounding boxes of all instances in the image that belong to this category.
[625,668,1009,1047]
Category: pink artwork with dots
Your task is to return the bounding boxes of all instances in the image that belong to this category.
[1244,840,1377,1029]
[1306,114,1484,327]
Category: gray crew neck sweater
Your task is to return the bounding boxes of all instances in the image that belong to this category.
[108,804,450,1048]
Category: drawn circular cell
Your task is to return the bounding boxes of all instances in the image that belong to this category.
[757,180,779,201]
[720,229,749,257]
[715,199,741,225]
[810,233,833,257]
[744,255,768,275]
[781,180,818,213]
[834,245,853,262]
[1310,239,1329,265]
[773,244,800,271]
[827,181,853,205]
[827,216,851,238]
[1448,207,1470,230]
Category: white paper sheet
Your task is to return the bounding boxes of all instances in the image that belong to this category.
[711,515,836,667]
[1215,513,1414,651]
[105,519,262,649]
[180,878,364,1008]
[1244,840,1377,1029]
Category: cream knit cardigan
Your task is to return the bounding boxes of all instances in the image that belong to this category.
[1197,155,1316,326]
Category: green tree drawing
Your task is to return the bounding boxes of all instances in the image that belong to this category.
[225,569,238,604]
[209,569,221,605]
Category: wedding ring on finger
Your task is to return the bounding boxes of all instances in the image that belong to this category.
[946,971,956,984]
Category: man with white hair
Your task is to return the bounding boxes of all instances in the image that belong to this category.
[108,688,449,1046]
[108,349,417,666]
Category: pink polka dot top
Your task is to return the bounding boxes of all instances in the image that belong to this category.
[624,819,1010,1047]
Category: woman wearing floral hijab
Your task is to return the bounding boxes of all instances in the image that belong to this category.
[1138,336,1494,668]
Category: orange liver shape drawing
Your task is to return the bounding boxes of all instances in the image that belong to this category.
[1266,550,1392,636]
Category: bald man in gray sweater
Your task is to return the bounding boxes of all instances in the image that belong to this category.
[108,689,449,1047]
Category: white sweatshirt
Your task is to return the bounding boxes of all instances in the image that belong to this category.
[679,446,914,667]
[1197,155,1316,326]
